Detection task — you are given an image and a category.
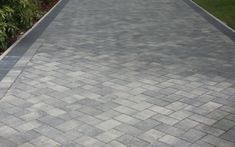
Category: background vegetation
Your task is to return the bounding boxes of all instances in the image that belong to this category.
[194,0,235,30]
[0,0,54,52]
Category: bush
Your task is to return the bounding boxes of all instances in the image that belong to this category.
[0,0,44,50]
[0,6,17,49]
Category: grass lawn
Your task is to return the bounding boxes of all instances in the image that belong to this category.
[193,0,235,30]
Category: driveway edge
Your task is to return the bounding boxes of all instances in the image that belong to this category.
[0,0,69,99]
[183,0,235,42]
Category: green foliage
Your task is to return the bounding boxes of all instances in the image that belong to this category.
[0,6,17,49]
[0,0,45,50]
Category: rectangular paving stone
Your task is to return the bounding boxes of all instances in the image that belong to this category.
[134,119,161,131]
[18,143,35,147]
[30,136,60,147]
[180,129,206,143]
[17,121,41,132]
[95,110,121,121]
[78,106,103,116]
[75,136,105,146]
[195,124,225,136]
[166,101,188,111]
[191,140,215,147]
[149,105,173,115]
[145,98,170,106]
[170,110,192,120]
[142,90,164,99]
[96,129,123,143]
[106,141,127,147]
[117,134,149,147]
[114,114,140,125]
[174,119,199,131]
[138,129,165,143]
[133,109,156,120]
[77,124,103,137]
[114,106,137,115]
[96,101,119,111]
[113,99,137,107]
[18,130,40,142]
[115,124,144,137]
[38,115,65,126]
[164,94,184,103]
[129,87,146,95]
[189,114,217,125]
[77,115,102,125]
[152,114,179,125]
[33,125,63,139]
[155,124,185,137]
[207,110,229,120]
[199,102,222,112]
[56,120,82,132]
[1,115,25,128]
[130,102,153,111]
[185,105,209,115]
[20,112,45,121]
[202,135,234,147]
[128,94,150,103]
[77,98,103,107]
[159,135,191,147]
[176,91,198,99]
[63,130,83,141]
[46,108,67,117]
[96,119,121,131]
[146,141,171,147]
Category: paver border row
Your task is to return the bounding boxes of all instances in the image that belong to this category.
[183,0,235,42]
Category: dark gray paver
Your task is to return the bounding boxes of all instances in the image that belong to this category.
[0,0,235,146]
[221,128,235,143]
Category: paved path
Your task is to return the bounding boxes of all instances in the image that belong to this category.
[0,0,235,146]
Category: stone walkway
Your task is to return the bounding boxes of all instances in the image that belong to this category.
[0,0,235,146]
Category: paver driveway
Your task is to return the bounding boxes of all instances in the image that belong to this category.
[0,0,235,146]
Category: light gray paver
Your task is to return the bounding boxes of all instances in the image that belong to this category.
[159,135,191,147]
[0,0,235,146]
[96,119,121,131]
[139,129,165,142]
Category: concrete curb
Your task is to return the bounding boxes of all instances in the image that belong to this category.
[183,0,235,42]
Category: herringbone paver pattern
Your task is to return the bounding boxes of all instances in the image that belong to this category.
[0,0,235,146]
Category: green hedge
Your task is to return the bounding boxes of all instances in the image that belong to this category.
[0,0,51,50]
